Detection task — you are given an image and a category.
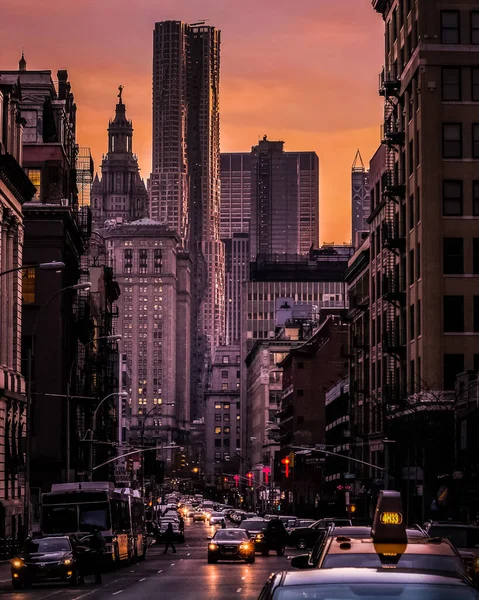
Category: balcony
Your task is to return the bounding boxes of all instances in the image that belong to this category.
[382,171,406,200]
[382,221,405,252]
[381,120,405,147]
[379,65,400,97]
[382,331,406,359]
[353,335,370,351]
[382,273,406,305]
[382,383,401,405]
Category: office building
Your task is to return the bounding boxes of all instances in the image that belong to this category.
[250,137,319,260]
[220,153,252,239]
[351,149,371,247]
[151,21,225,418]
[100,219,191,463]
[224,233,249,345]
[91,88,149,229]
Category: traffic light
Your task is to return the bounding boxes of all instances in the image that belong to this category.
[347,504,357,514]
[126,456,133,472]
[246,472,253,486]
[180,453,186,468]
[281,457,290,478]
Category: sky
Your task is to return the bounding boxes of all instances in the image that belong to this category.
[2,0,384,244]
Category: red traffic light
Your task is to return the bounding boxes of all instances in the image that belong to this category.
[281,457,290,478]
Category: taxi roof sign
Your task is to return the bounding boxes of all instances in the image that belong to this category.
[371,490,407,544]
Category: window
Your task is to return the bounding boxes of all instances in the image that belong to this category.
[473,125,479,158]
[222,356,230,364]
[214,451,221,459]
[221,383,228,390]
[472,11,479,44]
[410,359,415,394]
[474,182,479,216]
[444,354,464,390]
[417,300,421,336]
[22,267,36,303]
[416,186,421,224]
[224,403,230,410]
[221,370,228,379]
[408,194,414,230]
[443,238,464,274]
[214,427,221,435]
[215,414,221,422]
[441,10,460,44]
[409,249,415,285]
[443,296,465,332]
[442,67,461,101]
[474,239,479,274]
[472,69,479,101]
[417,243,421,279]
[214,440,221,448]
[443,124,462,158]
[410,304,415,340]
[26,169,41,201]
[214,403,221,409]
[474,296,479,332]
[223,438,230,448]
[443,180,463,215]
[223,427,230,434]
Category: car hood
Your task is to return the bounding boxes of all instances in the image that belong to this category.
[212,539,246,546]
[21,551,71,563]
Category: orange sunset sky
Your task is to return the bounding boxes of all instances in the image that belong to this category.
[2,0,385,244]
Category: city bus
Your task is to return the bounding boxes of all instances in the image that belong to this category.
[41,482,147,566]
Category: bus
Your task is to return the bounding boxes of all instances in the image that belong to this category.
[41,482,147,566]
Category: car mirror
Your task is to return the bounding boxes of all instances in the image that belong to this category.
[290,554,312,569]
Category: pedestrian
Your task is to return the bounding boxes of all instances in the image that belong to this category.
[163,522,177,554]
[221,519,226,529]
[89,527,106,584]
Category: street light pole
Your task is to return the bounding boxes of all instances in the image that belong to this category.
[66,334,122,482]
[87,391,128,480]
[0,261,65,278]
[25,281,91,536]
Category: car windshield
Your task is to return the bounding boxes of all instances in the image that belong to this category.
[214,530,248,541]
[25,538,71,553]
[273,583,479,600]
[238,520,266,531]
[428,527,479,549]
[322,554,465,573]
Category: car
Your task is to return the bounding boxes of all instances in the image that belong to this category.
[287,518,351,550]
[291,490,469,578]
[194,510,207,522]
[156,521,185,544]
[11,536,84,589]
[286,518,315,532]
[207,528,255,564]
[256,568,479,600]
[238,518,288,556]
[423,521,479,581]
[209,512,226,526]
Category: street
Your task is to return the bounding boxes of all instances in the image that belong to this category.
[0,520,298,599]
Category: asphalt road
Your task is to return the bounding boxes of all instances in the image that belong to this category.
[0,520,300,599]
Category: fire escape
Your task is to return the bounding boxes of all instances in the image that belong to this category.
[379,65,406,416]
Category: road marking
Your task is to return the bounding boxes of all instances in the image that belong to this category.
[237,588,242,593]
[35,590,68,600]
[112,592,124,596]
[158,569,163,574]
[139,577,146,582]
[71,581,119,600]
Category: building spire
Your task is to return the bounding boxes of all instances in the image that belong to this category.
[19,50,26,72]
[117,85,124,105]
[352,149,365,172]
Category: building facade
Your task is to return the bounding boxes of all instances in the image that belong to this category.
[224,233,249,345]
[101,220,191,469]
[351,149,371,247]
[0,75,36,540]
[91,90,149,229]
[151,20,225,419]
[204,346,241,485]
[220,153,252,239]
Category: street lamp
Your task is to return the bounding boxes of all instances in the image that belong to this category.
[24,281,91,536]
[66,334,122,482]
[0,260,65,278]
[85,391,129,479]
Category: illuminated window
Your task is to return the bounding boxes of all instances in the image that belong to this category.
[215,403,221,409]
[26,169,41,201]
[214,427,221,434]
[22,267,36,303]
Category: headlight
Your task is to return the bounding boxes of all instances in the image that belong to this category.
[240,543,251,550]
[12,559,24,569]
[208,543,219,551]
[474,557,479,569]
[63,558,73,565]
[255,533,264,541]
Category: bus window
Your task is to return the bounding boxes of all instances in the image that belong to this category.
[43,505,78,534]
[79,502,110,532]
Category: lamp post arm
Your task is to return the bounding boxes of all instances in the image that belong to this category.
[289,445,387,473]
[92,445,179,471]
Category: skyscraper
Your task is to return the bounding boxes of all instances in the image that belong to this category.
[220,153,252,239]
[151,21,225,418]
[91,89,149,229]
[351,149,371,247]
[249,136,319,260]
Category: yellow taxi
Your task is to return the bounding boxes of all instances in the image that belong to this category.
[291,490,470,578]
